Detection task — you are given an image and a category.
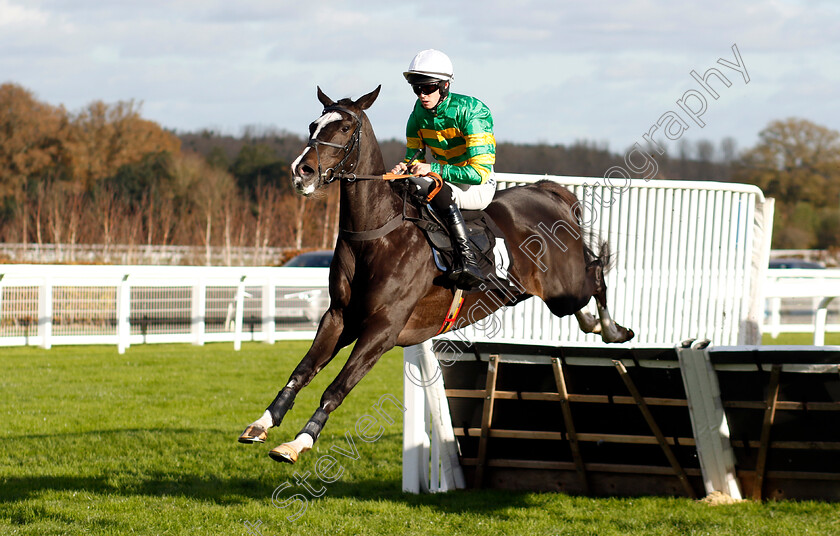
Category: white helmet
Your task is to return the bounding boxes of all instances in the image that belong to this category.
[403,49,454,84]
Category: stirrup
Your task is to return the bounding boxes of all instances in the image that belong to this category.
[450,259,484,289]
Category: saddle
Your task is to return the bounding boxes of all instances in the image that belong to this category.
[396,182,516,295]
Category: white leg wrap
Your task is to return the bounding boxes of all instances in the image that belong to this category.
[288,433,314,453]
[254,410,274,430]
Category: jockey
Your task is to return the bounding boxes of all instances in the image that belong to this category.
[390,49,497,290]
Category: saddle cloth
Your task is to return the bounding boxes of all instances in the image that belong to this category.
[414,204,515,294]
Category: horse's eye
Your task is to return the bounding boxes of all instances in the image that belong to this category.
[341,125,350,133]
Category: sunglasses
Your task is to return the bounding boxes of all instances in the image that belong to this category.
[412,84,439,96]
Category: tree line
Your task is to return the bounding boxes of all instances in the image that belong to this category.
[0,83,339,264]
[1,82,838,264]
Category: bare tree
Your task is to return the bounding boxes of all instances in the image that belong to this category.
[294,196,307,250]
[171,153,237,265]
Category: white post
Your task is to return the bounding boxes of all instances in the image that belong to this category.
[262,280,276,345]
[814,297,835,346]
[403,345,428,493]
[234,276,245,351]
[678,341,742,499]
[747,197,775,344]
[191,278,206,346]
[39,277,52,349]
[402,341,465,493]
[418,340,465,492]
[117,274,131,354]
[769,297,781,339]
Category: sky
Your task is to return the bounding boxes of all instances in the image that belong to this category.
[2,0,839,160]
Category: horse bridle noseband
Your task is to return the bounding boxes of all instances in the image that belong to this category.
[307,105,364,184]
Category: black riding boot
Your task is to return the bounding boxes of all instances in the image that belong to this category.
[443,204,484,289]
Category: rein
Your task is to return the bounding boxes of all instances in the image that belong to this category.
[338,216,404,241]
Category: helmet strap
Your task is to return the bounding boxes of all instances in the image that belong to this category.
[438,81,450,99]
[429,81,450,115]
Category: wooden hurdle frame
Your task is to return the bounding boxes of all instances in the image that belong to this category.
[407,341,707,497]
[404,340,840,500]
[707,346,840,501]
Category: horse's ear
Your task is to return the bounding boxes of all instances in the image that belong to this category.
[317,86,334,108]
[355,85,381,111]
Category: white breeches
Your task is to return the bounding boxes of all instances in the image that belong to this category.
[449,174,497,210]
[410,173,497,210]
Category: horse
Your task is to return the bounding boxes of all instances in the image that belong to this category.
[238,86,634,463]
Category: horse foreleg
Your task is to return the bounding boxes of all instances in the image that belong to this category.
[269,321,397,463]
[238,309,348,444]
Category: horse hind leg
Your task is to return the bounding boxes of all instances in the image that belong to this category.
[573,304,633,342]
[543,296,633,343]
[594,300,634,343]
[574,309,601,334]
[566,244,634,343]
[589,258,634,343]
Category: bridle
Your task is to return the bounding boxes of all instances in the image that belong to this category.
[307,105,364,184]
[304,104,418,241]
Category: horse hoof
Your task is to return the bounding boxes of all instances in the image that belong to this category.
[269,444,298,464]
[238,425,268,444]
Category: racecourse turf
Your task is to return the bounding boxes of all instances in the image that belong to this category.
[1,340,839,535]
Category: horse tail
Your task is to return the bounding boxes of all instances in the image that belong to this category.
[585,239,614,274]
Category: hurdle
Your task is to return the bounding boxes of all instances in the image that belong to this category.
[403,175,777,497]
[404,339,840,500]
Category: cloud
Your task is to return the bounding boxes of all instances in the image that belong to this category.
[0,0,47,26]
[0,0,836,152]
[462,0,840,54]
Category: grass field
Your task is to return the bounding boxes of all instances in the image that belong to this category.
[2,340,840,536]
[762,332,840,345]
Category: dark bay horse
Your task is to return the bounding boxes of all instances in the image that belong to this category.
[238,86,634,463]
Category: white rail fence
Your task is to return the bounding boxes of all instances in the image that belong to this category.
[0,264,328,353]
[1,174,778,354]
[1,264,832,352]
[763,269,840,344]
[0,243,294,266]
[1,265,835,352]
